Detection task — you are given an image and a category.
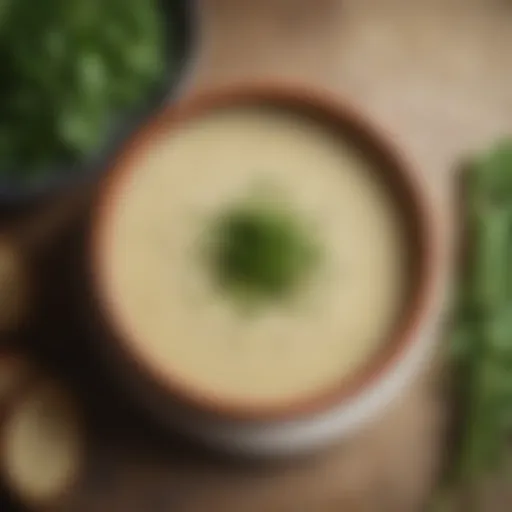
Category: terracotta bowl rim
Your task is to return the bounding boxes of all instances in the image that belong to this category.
[89,82,442,423]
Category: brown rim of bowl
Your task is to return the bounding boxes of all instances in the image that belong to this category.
[90,82,441,422]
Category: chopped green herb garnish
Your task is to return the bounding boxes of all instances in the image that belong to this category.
[0,0,165,178]
[207,195,321,306]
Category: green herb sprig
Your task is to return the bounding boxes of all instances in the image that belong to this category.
[432,139,512,511]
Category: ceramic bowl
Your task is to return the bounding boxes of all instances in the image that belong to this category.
[85,84,446,457]
[0,0,198,211]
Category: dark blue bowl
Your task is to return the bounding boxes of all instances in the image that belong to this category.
[0,0,198,211]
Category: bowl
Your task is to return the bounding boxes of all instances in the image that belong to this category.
[0,0,198,211]
[85,83,446,457]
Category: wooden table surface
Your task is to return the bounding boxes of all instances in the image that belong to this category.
[3,1,512,511]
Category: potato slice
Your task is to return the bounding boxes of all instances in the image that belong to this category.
[1,381,86,508]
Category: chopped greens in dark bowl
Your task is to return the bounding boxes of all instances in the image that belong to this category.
[0,0,197,206]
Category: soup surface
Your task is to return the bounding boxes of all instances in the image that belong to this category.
[99,105,410,408]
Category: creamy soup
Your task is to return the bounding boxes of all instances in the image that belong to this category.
[100,105,410,408]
